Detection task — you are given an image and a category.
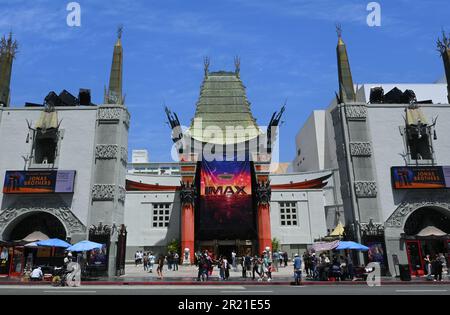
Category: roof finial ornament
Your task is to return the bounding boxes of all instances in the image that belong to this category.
[336,23,343,39]
[234,56,241,78]
[0,31,18,58]
[437,29,450,55]
[204,56,210,78]
[117,24,124,40]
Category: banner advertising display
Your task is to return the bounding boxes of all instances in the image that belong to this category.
[391,166,450,189]
[3,170,76,194]
[197,161,256,240]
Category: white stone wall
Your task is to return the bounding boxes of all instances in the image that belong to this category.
[0,107,98,227]
[124,191,181,248]
[293,111,325,172]
[367,104,450,221]
[270,190,327,245]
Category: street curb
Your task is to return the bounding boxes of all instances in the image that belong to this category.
[0,281,449,286]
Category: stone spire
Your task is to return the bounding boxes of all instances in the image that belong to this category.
[104,26,124,105]
[336,25,356,103]
[437,30,450,104]
[0,32,18,107]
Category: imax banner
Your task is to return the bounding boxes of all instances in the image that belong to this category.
[197,161,256,240]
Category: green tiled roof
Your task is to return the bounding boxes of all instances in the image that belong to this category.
[188,71,261,145]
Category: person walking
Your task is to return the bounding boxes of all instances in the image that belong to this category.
[218,256,225,281]
[134,251,139,267]
[252,255,261,280]
[143,253,149,271]
[231,250,237,272]
[244,254,252,279]
[433,254,443,282]
[259,253,269,282]
[283,252,288,267]
[424,254,432,280]
[148,252,155,273]
[346,252,355,281]
[273,251,279,272]
[173,252,179,271]
[311,252,319,280]
[156,254,165,280]
[293,253,302,285]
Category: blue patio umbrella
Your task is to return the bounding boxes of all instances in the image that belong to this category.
[336,241,369,251]
[67,241,104,252]
[36,238,71,248]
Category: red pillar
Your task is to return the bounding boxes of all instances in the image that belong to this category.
[257,203,272,255]
[181,203,195,264]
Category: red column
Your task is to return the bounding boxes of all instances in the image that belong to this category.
[181,203,195,264]
[257,203,272,255]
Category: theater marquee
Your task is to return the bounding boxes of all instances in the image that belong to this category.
[3,170,76,194]
[391,166,450,189]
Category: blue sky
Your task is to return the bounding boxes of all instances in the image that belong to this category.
[1,0,449,162]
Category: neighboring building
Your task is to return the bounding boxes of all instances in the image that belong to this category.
[294,29,450,276]
[0,31,129,277]
[131,150,149,164]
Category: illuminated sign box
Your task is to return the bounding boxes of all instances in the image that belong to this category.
[3,170,76,194]
[391,166,450,189]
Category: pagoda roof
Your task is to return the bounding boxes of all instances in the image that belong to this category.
[187,71,262,145]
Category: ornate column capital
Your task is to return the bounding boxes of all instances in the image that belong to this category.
[345,105,367,121]
[256,180,272,205]
[354,181,377,198]
[180,182,196,206]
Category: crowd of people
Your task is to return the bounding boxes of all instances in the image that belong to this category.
[424,253,447,281]
[134,251,180,279]
[195,250,275,282]
[301,252,356,281]
[134,249,449,283]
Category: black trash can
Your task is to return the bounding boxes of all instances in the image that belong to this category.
[399,265,411,281]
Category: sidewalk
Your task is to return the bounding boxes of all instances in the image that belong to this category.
[1,264,449,286]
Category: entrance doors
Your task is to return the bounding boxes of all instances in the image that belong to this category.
[406,240,424,276]
[406,239,450,276]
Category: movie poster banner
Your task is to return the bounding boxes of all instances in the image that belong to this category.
[391,166,450,189]
[198,161,255,240]
[3,170,76,194]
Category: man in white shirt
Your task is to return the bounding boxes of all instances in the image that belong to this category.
[30,267,43,281]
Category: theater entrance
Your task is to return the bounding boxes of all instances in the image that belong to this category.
[403,207,450,276]
[198,240,256,261]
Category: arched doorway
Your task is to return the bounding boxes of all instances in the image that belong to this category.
[4,212,67,242]
[0,212,68,277]
[404,207,450,276]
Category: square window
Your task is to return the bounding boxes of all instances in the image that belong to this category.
[165,216,169,221]
[165,210,170,215]
[281,215,285,219]
[153,216,157,221]
[165,223,169,227]
[287,215,291,219]
[280,209,285,214]
[281,221,286,226]
[287,221,292,226]
[159,210,164,215]
[159,223,163,227]
[153,223,157,227]
[293,215,297,220]
[153,211,158,215]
